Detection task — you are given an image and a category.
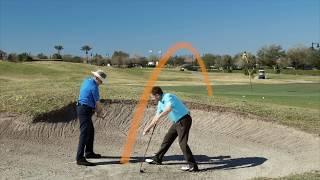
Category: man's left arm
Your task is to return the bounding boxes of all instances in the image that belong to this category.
[92,87,103,116]
[95,101,103,116]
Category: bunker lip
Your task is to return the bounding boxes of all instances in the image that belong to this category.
[31,99,250,124]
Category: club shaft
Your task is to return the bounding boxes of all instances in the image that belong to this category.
[139,124,157,171]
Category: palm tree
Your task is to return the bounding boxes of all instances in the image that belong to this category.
[81,45,92,63]
[54,45,64,55]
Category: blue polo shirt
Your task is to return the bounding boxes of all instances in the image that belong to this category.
[78,77,100,109]
[156,93,189,123]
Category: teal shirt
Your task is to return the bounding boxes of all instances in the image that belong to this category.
[156,93,189,123]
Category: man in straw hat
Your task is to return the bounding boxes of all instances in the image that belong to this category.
[76,70,107,166]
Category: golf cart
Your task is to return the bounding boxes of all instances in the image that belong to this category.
[258,69,265,79]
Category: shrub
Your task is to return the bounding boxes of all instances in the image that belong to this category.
[52,53,62,59]
[17,53,33,62]
[7,53,18,62]
[37,53,48,59]
[62,55,82,63]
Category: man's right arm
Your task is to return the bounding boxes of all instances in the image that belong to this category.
[143,105,172,135]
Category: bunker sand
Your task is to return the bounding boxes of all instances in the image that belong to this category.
[0,100,319,179]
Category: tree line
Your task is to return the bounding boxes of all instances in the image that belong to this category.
[0,44,319,71]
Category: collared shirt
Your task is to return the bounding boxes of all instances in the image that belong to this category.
[156,93,189,123]
[78,77,100,109]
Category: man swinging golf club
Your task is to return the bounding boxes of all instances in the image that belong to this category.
[143,86,199,172]
[76,70,107,166]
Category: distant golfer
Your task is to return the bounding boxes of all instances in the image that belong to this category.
[143,86,199,172]
[76,70,107,166]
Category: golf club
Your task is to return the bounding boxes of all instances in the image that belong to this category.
[139,124,157,173]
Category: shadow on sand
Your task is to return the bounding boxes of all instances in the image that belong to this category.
[92,155,267,171]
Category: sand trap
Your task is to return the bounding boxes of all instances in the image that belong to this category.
[0,100,319,179]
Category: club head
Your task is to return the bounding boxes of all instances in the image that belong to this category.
[139,169,144,173]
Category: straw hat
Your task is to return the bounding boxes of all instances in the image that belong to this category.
[91,70,107,83]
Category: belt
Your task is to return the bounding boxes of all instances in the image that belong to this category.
[176,114,190,123]
[77,102,93,109]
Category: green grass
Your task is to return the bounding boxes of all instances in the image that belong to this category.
[162,83,320,109]
[213,69,320,76]
[0,61,319,134]
[269,69,320,76]
[161,83,320,133]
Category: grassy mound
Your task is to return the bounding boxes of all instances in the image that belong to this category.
[0,61,319,134]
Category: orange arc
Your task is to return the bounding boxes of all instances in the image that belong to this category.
[120,42,212,163]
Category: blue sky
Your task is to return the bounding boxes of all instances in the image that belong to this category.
[0,0,319,56]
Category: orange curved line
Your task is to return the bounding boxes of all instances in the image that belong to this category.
[120,42,212,163]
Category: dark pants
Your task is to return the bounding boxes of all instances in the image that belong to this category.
[154,114,197,167]
[76,105,95,161]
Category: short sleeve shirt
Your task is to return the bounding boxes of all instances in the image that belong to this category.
[78,77,100,109]
[156,93,189,123]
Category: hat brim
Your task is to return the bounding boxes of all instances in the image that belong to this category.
[92,71,107,84]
